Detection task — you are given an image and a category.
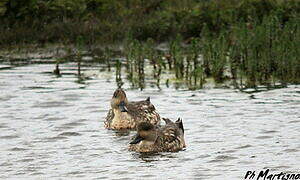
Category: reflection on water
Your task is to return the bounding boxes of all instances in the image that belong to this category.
[0,63,299,179]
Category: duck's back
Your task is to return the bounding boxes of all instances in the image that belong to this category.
[157,122,185,152]
[104,99,160,130]
[127,99,160,126]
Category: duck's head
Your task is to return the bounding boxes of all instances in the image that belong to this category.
[111,88,129,112]
[130,122,157,144]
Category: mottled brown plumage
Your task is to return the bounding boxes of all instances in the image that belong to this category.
[104,88,161,130]
[129,118,186,152]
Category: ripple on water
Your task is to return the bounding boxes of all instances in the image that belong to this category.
[268,165,292,171]
[58,132,82,137]
[32,101,72,108]
[196,154,211,159]
[21,86,54,90]
[18,158,35,163]
[1,64,300,179]
[0,124,8,129]
[221,150,237,154]
[62,94,81,101]
[283,148,298,153]
[44,117,65,122]
[54,120,86,131]
[208,155,238,163]
[288,120,300,124]
[261,130,278,134]
[255,136,273,139]
[0,162,13,167]
[67,171,84,176]
[44,136,68,142]
[54,126,74,131]
[139,174,156,178]
[8,147,27,151]
[0,135,19,139]
[30,172,45,176]
[238,160,255,165]
[62,122,85,127]
[235,144,252,149]
[192,140,222,144]
[0,95,16,102]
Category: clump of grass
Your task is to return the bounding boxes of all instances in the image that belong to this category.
[104,47,113,72]
[115,59,123,88]
[123,39,146,89]
[119,12,299,90]
[2,0,299,90]
[169,35,185,79]
[225,13,300,88]
[143,38,165,88]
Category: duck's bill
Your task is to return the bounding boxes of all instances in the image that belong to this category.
[130,135,144,144]
[119,102,128,112]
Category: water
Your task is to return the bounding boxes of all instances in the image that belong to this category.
[0,63,299,179]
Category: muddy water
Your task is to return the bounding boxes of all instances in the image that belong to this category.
[0,63,299,179]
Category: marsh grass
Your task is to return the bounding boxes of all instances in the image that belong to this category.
[124,39,146,89]
[114,13,299,90]
[1,0,299,90]
[1,12,298,90]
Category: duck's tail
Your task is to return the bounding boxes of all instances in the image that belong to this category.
[175,118,184,134]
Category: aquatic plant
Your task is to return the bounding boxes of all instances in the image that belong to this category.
[1,0,299,89]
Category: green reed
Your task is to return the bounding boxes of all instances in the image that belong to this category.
[169,35,185,79]
[75,36,85,77]
[185,37,202,89]
[119,12,299,90]
[103,47,113,72]
[115,59,123,88]
[143,39,165,88]
[123,39,146,89]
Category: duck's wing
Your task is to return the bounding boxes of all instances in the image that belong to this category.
[127,98,160,124]
[104,109,114,128]
[128,97,154,111]
[159,123,184,151]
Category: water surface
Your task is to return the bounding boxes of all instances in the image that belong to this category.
[0,63,299,179]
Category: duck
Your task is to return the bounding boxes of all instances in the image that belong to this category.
[129,118,186,152]
[104,88,161,130]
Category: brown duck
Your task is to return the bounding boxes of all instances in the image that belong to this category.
[104,88,161,130]
[129,118,186,152]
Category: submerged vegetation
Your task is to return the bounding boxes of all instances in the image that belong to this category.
[0,0,299,89]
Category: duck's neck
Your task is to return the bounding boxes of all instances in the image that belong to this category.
[113,109,124,121]
[111,109,132,127]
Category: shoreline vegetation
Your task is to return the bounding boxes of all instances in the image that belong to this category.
[0,0,299,90]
